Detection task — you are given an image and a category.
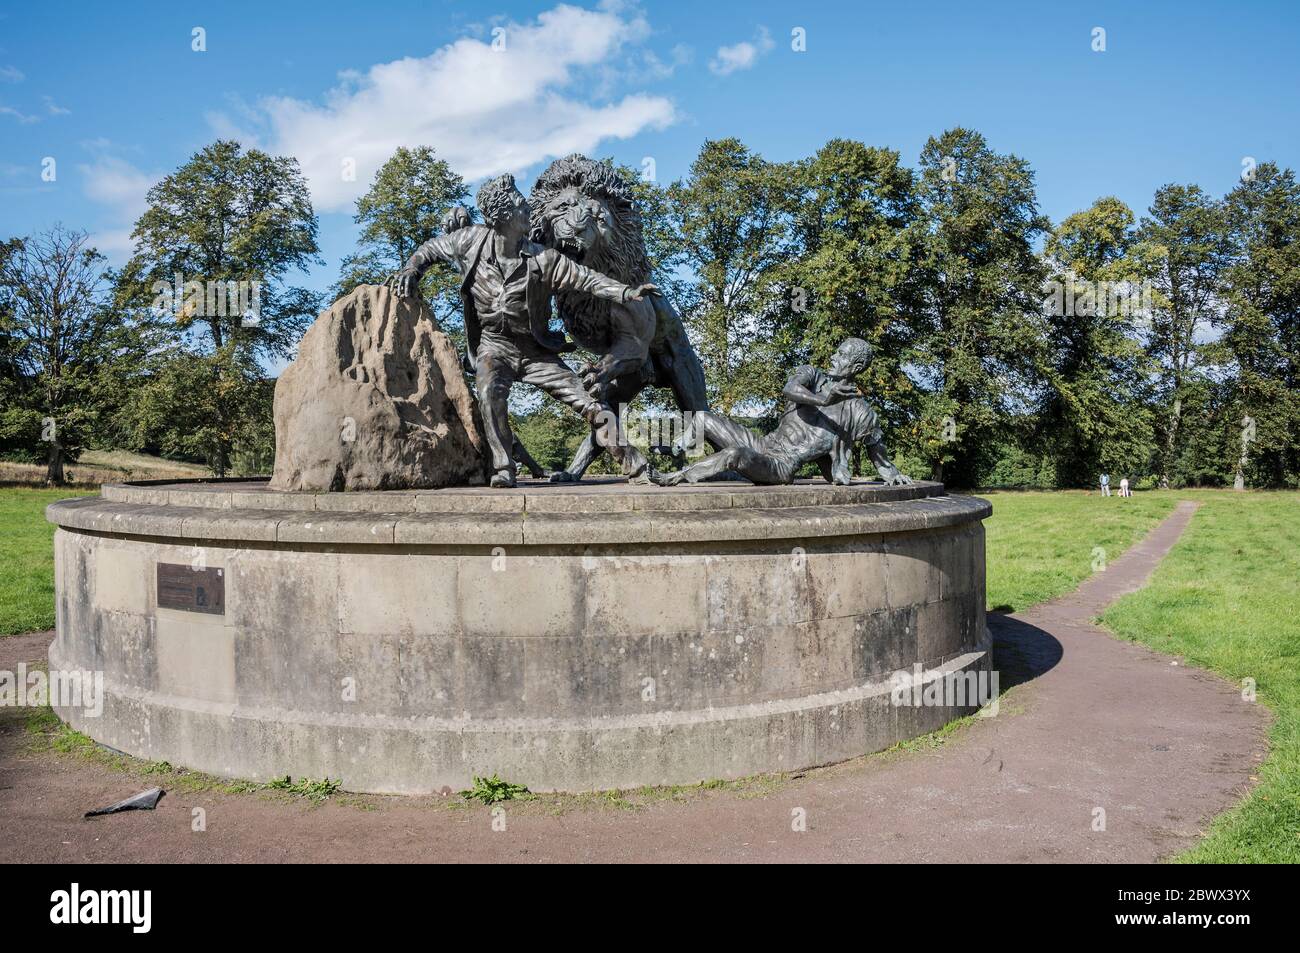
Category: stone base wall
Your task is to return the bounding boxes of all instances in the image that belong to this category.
[49,480,991,792]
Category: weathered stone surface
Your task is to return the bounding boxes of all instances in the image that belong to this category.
[47,480,991,793]
[100,476,963,514]
[269,284,487,491]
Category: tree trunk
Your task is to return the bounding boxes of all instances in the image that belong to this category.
[1160,396,1181,489]
[46,439,65,485]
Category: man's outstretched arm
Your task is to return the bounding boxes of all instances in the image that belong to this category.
[542,249,657,303]
[393,230,473,297]
[538,250,660,399]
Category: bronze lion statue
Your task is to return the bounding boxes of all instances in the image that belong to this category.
[528,154,709,480]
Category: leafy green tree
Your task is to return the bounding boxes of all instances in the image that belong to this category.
[1135,184,1232,487]
[114,345,274,474]
[1220,162,1300,487]
[509,401,591,473]
[335,145,471,328]
[613,160,682,289]
[667,138,797,413]
[774,139,919,467]
[0,226,127,483]
[116,140,322,474]
[909,128,1051,485]
[1040,197,1156,486]
[1164,374,1227,486]
[0,239,21,454]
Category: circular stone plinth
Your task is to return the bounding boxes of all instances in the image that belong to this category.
[47,478,991,793]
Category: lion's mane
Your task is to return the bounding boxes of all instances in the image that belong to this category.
[528,155,651,350]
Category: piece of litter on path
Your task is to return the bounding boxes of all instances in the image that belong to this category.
[84,787,165,818]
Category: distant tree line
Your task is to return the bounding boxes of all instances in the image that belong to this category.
[2,131,1296,489]
[1,141,321,481]
[640,131,1299,490]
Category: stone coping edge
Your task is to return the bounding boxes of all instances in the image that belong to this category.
[47,492,992,547]
[98,477,946,514]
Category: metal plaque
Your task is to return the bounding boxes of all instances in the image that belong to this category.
[157,563,225,615]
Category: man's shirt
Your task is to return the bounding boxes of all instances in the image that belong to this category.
[781,366,883,441]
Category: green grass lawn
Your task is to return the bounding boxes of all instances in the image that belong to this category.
[1101,491,1300,863]
[0,487,94,635]
[978,490,1177,612]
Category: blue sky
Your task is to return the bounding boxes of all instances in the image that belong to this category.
[3,0,1298,299]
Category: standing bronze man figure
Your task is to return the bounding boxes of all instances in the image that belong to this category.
[393,173,656,487]
[653,338,913,487]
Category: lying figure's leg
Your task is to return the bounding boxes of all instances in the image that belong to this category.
[652,445,794,486]
[676,410,758,458]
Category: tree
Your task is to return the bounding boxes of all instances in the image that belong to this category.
[0,238,28,463]
[614,160,684,303]
[115,346,275,474]
[910,128,1051,485]
[0,226,122,483]
[117,140,322,474]
[1220,162,1300,488]
[1136,184,1232,487]
[335,146,471,328]
[774,139,919,468]
[667,138,798,413]
[1040,197,1156,486]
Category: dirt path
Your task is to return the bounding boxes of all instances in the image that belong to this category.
[0,501,1268,863]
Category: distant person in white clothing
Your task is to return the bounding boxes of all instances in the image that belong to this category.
[1100,472,1111,497]
[1119,477,1131,497]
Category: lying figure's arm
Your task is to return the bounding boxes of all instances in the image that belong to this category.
[783,367,859,408]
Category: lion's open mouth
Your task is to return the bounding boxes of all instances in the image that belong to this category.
[558,236,586,262]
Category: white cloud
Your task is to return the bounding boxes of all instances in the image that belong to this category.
[43,95,70,116]
[0,65,23,83]
[709,27,774,76]
[80,155,157,221]
[0,103,39,123]
[641,43,692,80]
[86,228,139,260]
[77,150,162,264]
[216,2,676,213]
